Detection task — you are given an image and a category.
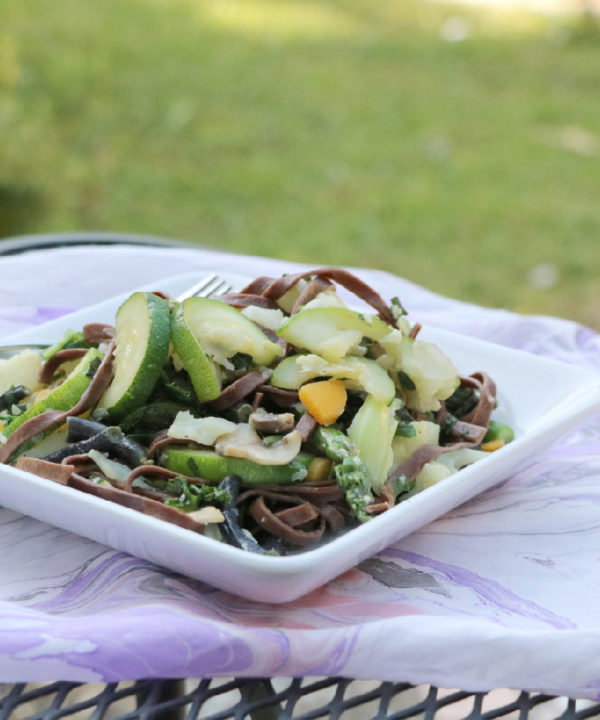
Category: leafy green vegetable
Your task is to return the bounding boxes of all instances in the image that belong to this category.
[84,356,102,379]
[398,370,416,391]
[393,404,417,438]
[390,296,408,318]
[0,385,29,412]
[120,401,191,432]
[395,421,417,438]
[163,476,231,511]
[229,352,254,372]
[335,390,366,429]
[313,426,373,523]
[439,410,460,441]
[445,385,479,418]
[158,363,198,405]
[387,473,415,501]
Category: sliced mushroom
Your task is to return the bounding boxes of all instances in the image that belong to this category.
[215,423,302,466]
[249,408,295,434]
[188,506,225,524]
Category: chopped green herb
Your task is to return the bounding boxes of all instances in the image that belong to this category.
[445,385,479,418]
[390,297,408,318]
[398,370,416,391]
[84,356,102,379]
[164,476,231,511]
[120,401,190,432]
[229,352,253,372]
[0,385,29,412]
[395,421,417,438]
[158,363,198,405]
[388,474,415,500]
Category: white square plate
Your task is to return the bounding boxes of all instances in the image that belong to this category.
[2,272,600,603]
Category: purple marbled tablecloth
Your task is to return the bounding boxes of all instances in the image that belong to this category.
[1,244,600,695]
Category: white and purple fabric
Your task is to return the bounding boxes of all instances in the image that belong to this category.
[1,244,600,695]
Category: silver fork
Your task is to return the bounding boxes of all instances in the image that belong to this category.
[0,273,233,360]
[176,273,232,302]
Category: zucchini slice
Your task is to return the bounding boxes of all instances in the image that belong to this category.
[278,307,392,363]
[170,297,283,402]
[162,446,313,485]
[170,301,221,402]
[271,354,396,404]
[2,348,103,438]
[99,292,170,420]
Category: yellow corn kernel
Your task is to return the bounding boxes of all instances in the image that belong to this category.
[298,379,347,426]
[481,438,505,452]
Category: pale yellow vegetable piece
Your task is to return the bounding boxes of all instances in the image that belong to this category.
[299,379,347,426]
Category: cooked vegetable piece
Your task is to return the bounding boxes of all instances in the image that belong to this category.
[445,385,480,418]
[163,476,231,511]
[170,302,222,402]
[0,349,42,396]
[1,348,103,439]
[391,421,440,468]
[271,354,395,404]
[278,307,392,362]
[120,401,192,432]
[215,424,302,466]
[167,411,237,445]
[99,292,171,420]
[305,456,332,482]
[481,438,505,452]
[157,362,200,405]
[240,306,285,332]
[162,446,313,485]
[412,461,453,493]
[312,426,373,522]
[378,331,459,412]
[41,328,87,361]
[348,395,398,495]
[298,379,347,426]
[335,456,373,523]
[483,420,514,444]
[175,296,282,370]
[0,385,29,412]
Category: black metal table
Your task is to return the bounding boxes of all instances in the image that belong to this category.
[3,679,600,720]
[1,233,598,720]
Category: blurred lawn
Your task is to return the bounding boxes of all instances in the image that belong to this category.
[1,0,599,327]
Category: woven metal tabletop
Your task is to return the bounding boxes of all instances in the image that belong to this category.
[2,679,600,720]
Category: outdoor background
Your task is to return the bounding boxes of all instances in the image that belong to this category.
[2,0,599,328]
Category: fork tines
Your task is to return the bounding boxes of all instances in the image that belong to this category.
[177,274,232,302]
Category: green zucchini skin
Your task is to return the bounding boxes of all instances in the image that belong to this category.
[170,301,221,402]
[100,292,171,421]
[162,446,313,485]
[2,348,103,438]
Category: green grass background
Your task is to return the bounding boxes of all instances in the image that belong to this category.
[1,0,599,327]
